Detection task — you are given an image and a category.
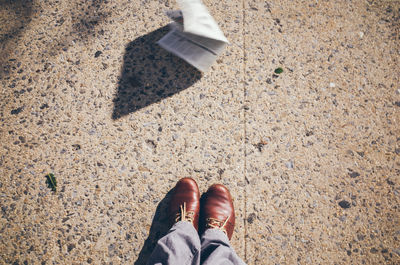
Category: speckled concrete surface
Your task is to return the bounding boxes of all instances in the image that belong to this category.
[0,0,399,264]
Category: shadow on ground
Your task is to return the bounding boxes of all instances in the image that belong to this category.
[0,0,33,68]
[0,0,33,45]
[1,0,109,78]
[134,189,173,265]
[112,26,202,119]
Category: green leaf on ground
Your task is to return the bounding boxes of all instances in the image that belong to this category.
[45,173,57,192]
[274,67,284,74]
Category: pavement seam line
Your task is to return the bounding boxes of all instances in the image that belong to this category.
[242,0,248,261]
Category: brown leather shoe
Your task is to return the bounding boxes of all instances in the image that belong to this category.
[169,178,200,231]
[200,184,235,240]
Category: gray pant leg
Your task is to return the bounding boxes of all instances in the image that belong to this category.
[147,221,201,265]
[200,229,246,265]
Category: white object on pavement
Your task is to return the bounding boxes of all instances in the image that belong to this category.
[158,0,229,71]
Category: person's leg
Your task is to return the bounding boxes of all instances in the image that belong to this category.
[200,228,245,265]
[199,184,246,265]
[147,178,201,265]
[147,221,200,265]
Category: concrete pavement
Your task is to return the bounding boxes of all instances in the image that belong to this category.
[0,0,399,264]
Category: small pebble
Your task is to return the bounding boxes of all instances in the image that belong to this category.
[72,144,81,150]
[285,161,294,169]
[349,171,360,178]
[11,107,24,115]
[370,247,378,254]
[94,51,102,58]
[67,243,75,252]
[339,200,351,209]
[40,103,49,109]
[247,213,256,224]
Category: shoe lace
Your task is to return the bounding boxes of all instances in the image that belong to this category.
[175,202,195,224]
[205,215,230,235]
